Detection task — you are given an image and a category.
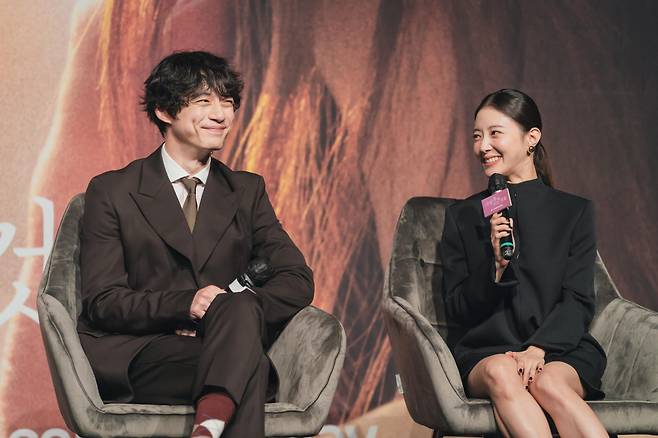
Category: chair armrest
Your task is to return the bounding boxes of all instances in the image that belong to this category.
[267,306,346,411]
[383,292,493,433]
[591,298,658,402]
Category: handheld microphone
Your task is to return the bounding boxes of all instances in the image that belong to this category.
[228,257,274,293]
[488,174,514,260]
[195,258,275,336]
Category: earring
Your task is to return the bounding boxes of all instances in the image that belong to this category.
[527,145,536,156]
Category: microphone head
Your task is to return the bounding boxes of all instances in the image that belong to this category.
[488,173,508,193]
[244,257,275,287]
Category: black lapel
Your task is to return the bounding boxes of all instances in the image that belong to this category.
[193,159,241,271]
[129,147,197,268]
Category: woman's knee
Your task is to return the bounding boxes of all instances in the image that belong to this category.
[529,368,578,410]
[477,355,523,398]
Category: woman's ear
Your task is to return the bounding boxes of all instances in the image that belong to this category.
[527,127,542,147]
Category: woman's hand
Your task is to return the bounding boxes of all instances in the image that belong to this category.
[505,346,545,388]
[490,212,514,281]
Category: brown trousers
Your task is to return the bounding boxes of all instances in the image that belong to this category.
[128,292,270,438]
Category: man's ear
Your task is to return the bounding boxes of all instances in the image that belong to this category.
[155,108,174,125]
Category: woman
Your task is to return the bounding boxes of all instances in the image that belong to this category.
[440,89,608,436]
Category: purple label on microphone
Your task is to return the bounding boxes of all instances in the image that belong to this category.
[481,188,512,217]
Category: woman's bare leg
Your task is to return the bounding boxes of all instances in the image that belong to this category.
[467,354,552,437]
[529,362,607,438]
[492,406,512,438]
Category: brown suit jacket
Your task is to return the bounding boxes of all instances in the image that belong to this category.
[77,147,314,402]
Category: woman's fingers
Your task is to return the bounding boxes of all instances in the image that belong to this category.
[491,214,512,227]
[491,215,513,242]
[491,213,514,275]
[506,352,524,376]
[520,359,528,387]
[521,358,540,388]
[506,351,522,374]
[525,360,539,387]
[505,347,545,389]
[494,224,512,234]
[526,362,537,386]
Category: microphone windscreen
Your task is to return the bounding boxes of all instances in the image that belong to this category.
[489,173,508,194]
[246,257,275,286]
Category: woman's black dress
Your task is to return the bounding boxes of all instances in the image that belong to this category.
[440,178,606,399]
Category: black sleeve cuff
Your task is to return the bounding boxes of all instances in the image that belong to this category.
[494,260,520,289]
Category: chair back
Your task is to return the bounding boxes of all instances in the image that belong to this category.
[38,193,85,320]
[387,197,454,339]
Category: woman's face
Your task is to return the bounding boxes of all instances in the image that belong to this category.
[473,106,539,182]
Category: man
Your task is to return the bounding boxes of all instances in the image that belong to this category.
[77,51,314,438]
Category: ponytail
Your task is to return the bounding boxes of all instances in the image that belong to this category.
[533,142,553,187]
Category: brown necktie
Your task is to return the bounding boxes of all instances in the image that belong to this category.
[180,177,202,231]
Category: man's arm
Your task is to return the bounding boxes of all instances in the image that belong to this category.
[247,176,314,324]
[80,177,197,334]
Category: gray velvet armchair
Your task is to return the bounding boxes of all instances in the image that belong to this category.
[383,197,658,437]
[37,193,346,438]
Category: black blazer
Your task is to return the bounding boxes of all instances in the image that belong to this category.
[439,178,606,389]
[77,147,314,401]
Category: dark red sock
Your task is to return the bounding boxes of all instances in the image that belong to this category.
[191,391,235,437]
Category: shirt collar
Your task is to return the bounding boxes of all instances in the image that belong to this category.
[161,143,210,184]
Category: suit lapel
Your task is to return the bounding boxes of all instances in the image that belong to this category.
[193,160,241,271]
[130,148,197,268]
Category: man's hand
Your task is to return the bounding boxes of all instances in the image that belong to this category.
[189,285,226,320]
[505,345,545,388]
[490,212,514,282]
[175,328,197,337]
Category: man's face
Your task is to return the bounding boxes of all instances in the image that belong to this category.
[157,90,236,156]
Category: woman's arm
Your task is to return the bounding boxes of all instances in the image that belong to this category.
[524,201,597,353]
[440,205,517,326]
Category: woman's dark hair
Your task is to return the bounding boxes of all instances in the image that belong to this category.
[142,51,244,135]
[475,89,554,187]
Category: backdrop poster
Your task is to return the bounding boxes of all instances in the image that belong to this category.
[1,1,657,437]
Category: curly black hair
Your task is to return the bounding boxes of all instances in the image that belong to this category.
[142,51,244,135]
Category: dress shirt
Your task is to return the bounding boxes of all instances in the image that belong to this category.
[161,144,253,294]
[161,144,210,208]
